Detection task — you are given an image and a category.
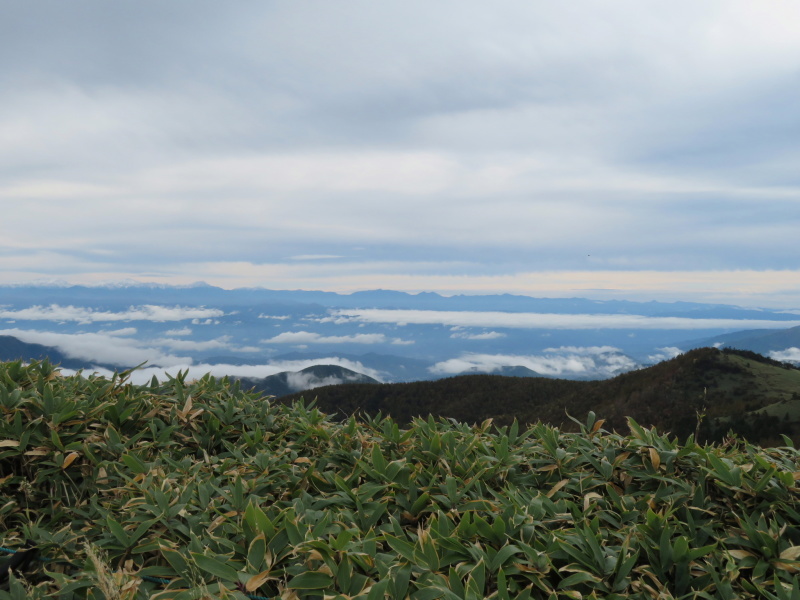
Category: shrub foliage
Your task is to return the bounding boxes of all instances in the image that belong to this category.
[1,361,799,599]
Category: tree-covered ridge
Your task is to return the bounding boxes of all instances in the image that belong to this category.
[1,361,799,599]
[281,347,800,446]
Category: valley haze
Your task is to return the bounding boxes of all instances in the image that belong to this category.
[3,281,800,388]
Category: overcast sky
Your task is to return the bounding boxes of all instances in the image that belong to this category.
[2,1,800,307]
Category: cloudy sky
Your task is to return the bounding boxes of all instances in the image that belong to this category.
[2,1,800,307]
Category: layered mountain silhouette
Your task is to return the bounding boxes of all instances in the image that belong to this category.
[280,347,800,446]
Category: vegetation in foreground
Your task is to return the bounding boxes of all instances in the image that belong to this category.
[1,361,799,599]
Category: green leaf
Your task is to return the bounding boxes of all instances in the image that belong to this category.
[465,560,486,600]
[244,499,272,536]
[247,533,267,571]
[391,563,412,599]
[121,452,148,474]
[287,570,334,589]
[371,444,388,475]
[490,544,521,571]
[411,588,446,600]
[366,578,390,600]
[558,570,602,588]
[190,552,240,582]
[106,516,130,547]
[673,536,689,562]
[384,535,416,563]
[161,547,190,577]
[50,428,65,451]
[686,544,717,562]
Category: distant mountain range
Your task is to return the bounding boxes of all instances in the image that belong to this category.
[4,281,799,318]
[280,347,800,447]
[686,325,800,355]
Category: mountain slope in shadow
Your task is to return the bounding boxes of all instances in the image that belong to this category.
[280,347,800,446]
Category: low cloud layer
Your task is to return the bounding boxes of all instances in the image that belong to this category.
[285,370,370,392]
[1,328,191,367]
[60,357,384,386]
[0,304,223,323]
[769,348,800,364]
[154,335,251,352]
[1,328,261,367]
[429,346,637,378]
[329,309,800,331]
[260,330,411,345]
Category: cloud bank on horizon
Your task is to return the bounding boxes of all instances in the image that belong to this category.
[2,2,800,307]
[326,309,800,331]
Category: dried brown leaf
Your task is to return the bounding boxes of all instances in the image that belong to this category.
[648,447,661,470]
[62,451,80,469]
[246,570,272,592]
[546,479,569,498]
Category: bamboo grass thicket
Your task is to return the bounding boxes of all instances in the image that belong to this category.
[0,361,799,599]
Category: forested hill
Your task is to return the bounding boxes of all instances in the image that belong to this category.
[281,347,800,446]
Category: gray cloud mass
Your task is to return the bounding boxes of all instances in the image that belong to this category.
[1,2,799,306]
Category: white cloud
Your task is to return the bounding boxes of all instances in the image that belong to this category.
[191,318,218,325]
[647,347,684,363]
[329,309,800,331]
[258,314,291,320]
[769,347,800,364]
[0,304,223,324]
[0,328,191,367]
[285,370,371,392]
[451,330,507,340]
[155,336,234,352]
[429,348,637,379]
[543,345,622,355]
[232,345,262,353]
[260,331,388,344]
[102,327,138,336]
[164,327,192,336]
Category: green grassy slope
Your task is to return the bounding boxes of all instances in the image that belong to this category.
[1,361,800,599]
[281,348,800,446]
